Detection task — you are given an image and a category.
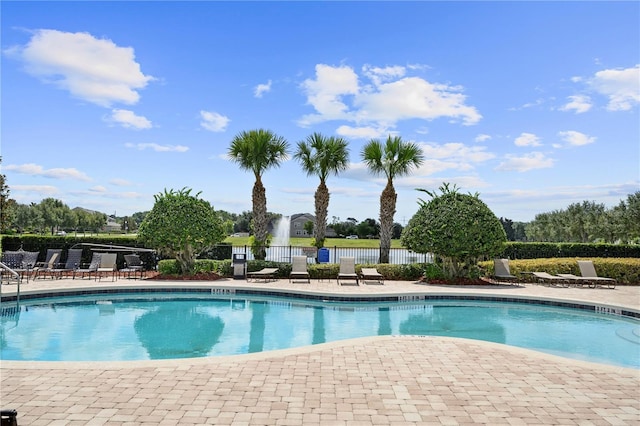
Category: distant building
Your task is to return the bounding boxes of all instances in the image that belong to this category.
[104,215,121,233]
[290,213,337,237]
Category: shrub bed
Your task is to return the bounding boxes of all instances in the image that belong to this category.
[479,257,640,285]
[500,242,640,259]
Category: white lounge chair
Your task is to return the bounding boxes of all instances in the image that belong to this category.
[50,248,83,279]
[337,257,359,286]
[360,267,384,285]
[558,260,616,289]
[33,253,60,280]
[120,254,145,279]
[74,252,101,280]
[247,267,279,282]
[96,253,118,281]
[531,271,569,287]
[489,259,520,285]
[289,256,310,283]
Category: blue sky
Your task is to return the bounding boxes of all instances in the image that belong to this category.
[2,1,639,225]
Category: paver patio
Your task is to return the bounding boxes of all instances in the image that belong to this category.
[1,278,639,425]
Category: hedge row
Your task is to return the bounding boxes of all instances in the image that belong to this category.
[158,257,640,284]
[479,257,640,285]
[158,259,429,281]
[500,242,640,259]
[0,235,155,269]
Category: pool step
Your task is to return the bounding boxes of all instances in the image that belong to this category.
[616,326,640,344]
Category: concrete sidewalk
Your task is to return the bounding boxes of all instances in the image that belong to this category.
[1,278,639,425]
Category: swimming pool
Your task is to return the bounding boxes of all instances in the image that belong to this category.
[1,293,638,368]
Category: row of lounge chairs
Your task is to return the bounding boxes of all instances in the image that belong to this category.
[247,256,385,286]
[0,249,145,282]
[493,259,616,289]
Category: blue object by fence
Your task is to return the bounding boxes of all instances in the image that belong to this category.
[318,248,330,263]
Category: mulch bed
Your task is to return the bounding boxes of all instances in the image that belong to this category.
[144,272,224,281]
[422,277,518,286]
[143,273,497,284]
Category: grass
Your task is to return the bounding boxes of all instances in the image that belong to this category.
[4,233,404,248]
[223,236,405,248]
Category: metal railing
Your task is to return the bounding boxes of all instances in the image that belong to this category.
[0,261,21,305]
[230,245,432,265]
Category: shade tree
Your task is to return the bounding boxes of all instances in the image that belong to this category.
[401,184,506,279]
[362,135,424,263]
[228,129,289,259]
[138,188,225,275]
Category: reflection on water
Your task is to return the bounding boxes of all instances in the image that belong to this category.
[1,296,638,368]
[399,306,506,343]
[134,305,224,359]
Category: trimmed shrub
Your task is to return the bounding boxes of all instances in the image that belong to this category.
[501,242,640,259]
[479,257,640,285]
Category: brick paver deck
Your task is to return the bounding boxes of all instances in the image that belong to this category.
[2,278,639,425]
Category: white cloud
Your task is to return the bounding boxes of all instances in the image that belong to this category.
[254,80,272,98]
[108,109,152,129]
[109,178,132,186]
[345,141,494,181]
[299,64,359,125]
[589,65,640,111]
[557,130,596,147]
[9,184,59,195]
[361,64,406,86]
[5,163,91,181]
[509,98,545,111]
[124,143,188,152]
[397,175,489,190]
[475,134,491,142]
[495,152,555,172]
[414,142,495,175]
[298,63,481,128]
[335,125,388,139]
[514,132,541,147]
[356,77,482,126]
[200,110,230,132]
[7,29,153,107]
[559,95,592,114]
[69,188,146,200]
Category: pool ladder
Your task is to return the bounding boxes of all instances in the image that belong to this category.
[0,261,21,318]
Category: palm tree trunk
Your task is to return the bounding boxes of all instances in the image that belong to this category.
[314,180,329,248]
[379,181,397,263]
[252,175,268,260]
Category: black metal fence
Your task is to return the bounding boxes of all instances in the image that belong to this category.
[227,245,432,265]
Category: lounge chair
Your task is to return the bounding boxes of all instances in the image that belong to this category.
[487,258,521,285]
[33,248,62,278]
[1,251,25,283]
[558,260,616,289]
[337,257,359,286]
[247,267,279,282]
[530,271,570,287]
[33,253,60,280]
[360,267,384,285]
[74,253,102,280]
[20,251,40,281]
[49,248,83,279]
[95,253,118,281]
[120,254,145,279]
[289,256,310,283]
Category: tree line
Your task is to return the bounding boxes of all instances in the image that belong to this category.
[523,194,640,243]
[2,152,638,247]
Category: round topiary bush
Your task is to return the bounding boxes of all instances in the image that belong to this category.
[401,184,506,279]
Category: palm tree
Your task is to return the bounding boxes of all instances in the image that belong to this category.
[294,132,349,248]
[228,129,289,260]
[362,135,424,263]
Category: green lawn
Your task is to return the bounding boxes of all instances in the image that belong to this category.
[223,236,405,248]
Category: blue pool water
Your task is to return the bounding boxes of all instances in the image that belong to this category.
[1,293,638,368]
